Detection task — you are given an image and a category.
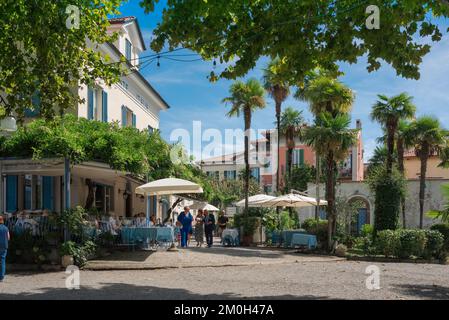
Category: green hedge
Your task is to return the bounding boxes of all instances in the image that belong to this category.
[430,224,449,252]
[374,229,444,259]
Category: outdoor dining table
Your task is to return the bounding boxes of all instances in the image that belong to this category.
[221,228,239,246]
[121,227,174,245]
[280,230,307,248]
[290,233,318,250]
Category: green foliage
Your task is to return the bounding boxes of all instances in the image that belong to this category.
[141,1,449,81]
[57,206,88,238]
[427,184,449,223]
[395,229,427,259]
[360,224,374,238]
[60,240,96,268]
[233,214,259,237]
[367,166,406,232]
[0,0,123,120]
[430,224,449,252]
[376,230,400,257]
[303,218,328,245]
[423,230,444,260]
[285,164,315,192]
[7,230,52,265]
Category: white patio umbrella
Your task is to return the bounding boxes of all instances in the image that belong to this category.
[236,194,277,207]
[136,178,203,196]
[190,202,220,211]
[135,178,203,220]
[262,193,327,208]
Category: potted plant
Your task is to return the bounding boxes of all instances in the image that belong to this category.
[60,241,76,268]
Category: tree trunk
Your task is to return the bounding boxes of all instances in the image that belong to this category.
[275,101,281,194]
[419,147,429,229]
[315,155,320,220]
[397,138,406,228]
[386,122,397,175]
[244,106,252,216]
[287,147,293,192]
[325,152,335,251]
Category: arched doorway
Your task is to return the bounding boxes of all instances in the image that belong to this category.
[346,195,371,235]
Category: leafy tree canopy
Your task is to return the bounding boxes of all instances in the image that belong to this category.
[0,0,123,121]
[141,0,449,81]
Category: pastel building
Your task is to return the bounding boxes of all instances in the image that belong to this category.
[0,17,171,220]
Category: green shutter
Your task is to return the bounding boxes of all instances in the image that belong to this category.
[42,176,54,211]
[299,149,304,166]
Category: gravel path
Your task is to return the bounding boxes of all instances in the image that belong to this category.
[1,260,449,300]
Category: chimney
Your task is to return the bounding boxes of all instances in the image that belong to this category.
[356,119,362,130]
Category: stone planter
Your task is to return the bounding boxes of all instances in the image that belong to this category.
[61,255,74,268]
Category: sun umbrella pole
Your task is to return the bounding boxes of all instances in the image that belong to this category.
[146,194,151,225]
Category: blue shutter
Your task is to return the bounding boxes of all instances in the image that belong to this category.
[42,176,54,211]
[132,113,136,128]
[102,91,108,122]
[6,175,18,212]
[121,105,127,127]
[88,87,94,120]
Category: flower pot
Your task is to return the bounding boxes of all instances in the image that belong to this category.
[61,255,74,268]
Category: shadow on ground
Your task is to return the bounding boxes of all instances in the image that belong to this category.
[392,284,449,300]
[0,282,330,300]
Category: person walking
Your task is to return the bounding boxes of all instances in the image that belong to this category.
[0,216,10,282]
[194,209,205,247]
[203,209,215,248]
[177,207,193,248]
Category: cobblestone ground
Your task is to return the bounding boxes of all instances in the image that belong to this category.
[1,254,449,300]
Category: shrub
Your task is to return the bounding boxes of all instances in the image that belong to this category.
[367,167,405,233]
[376,230,400,257]
[233,214,259,236]
[423,230,444,260]
[361,224,374,238]
[303,218,328,245]
[60,240,97,268]
[396,229,427,259]
[430,224,449,252]
[334,244,348,257]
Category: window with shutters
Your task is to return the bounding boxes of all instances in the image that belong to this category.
[121,105,136,128]
[125,39,132,61]
[87,87,107,122]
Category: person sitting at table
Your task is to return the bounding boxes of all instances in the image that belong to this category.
[150,215,156,226]
[177,207,193,248]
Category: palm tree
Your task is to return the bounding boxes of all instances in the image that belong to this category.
[405,116,448,228]
[279,106,305,191]
[262,58,290,194]
[304,113,359,250]
[296,74,354,117]
[396,120,412,228]
[371,93,416,174]
[222,78,266,213]
[296,71,354,220]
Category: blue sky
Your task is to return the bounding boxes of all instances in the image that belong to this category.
[117,0,449,162]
